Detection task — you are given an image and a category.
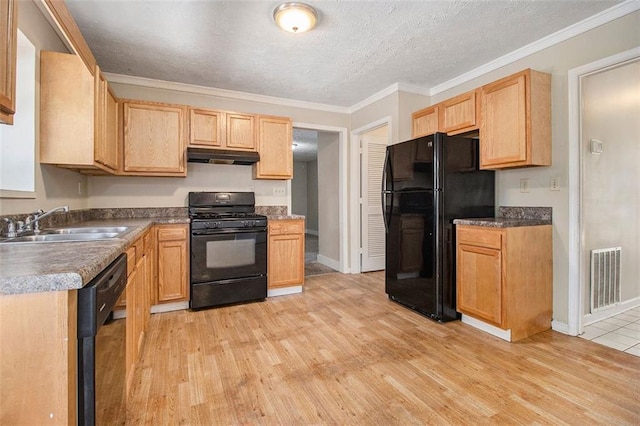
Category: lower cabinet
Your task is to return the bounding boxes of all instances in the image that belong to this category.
[155,224,190,303]
[268,219,305,289]
[456,224,552,341]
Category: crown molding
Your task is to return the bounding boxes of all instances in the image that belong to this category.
[429,0,640,96]
[348,82,430,113]
[103,73,351,114]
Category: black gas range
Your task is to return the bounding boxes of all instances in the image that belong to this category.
[188,192,268,309]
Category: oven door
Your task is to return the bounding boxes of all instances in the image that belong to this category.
[191,229,267,283]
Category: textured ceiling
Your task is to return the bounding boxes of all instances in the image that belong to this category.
[65,0,621,107]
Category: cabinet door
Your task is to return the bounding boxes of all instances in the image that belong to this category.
[189,108,224,148]
[94,70,118,172]
[253,115,292,179]
[123,101,186,175]
[480,73,527,167]
[457,243,503,326]
[226,112,256,150]
[268,233,304,288]
[156,225,189,303]
[412,105,439,138]
[125,267,137,396]
[103,85,119,170]
[0,0,17,125]
[439,89,479,135]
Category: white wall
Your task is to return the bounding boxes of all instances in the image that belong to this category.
[291,161,308,217]
[317,133,340,263]
[0,0,89,215]
[306,160,319,233]
[581,59,640,309]
[429,11,640,324]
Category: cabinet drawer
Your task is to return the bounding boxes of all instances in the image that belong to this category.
[157,226,187,241]
[457,226,502,249]
[269,219,304,236]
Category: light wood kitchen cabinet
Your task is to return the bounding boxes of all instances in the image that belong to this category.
[189,108,258,152]
[189,108,224,149]
[412,105,439,138]
[121,100,187,176]
[40,52,119,174]
[480,69,551,169]
[226,112,256,151]
[0,0,17,125]
[456,224,552,341]
[268,219,304,289]
[0,290,77,425]
[156,224,189,303]
[253,115,293,179]
[439,89,480,135]
[94,71,119,171]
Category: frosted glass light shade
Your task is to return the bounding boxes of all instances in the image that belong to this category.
[273,3,318,33]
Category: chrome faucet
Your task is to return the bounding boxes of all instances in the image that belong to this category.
[19,205,69,235]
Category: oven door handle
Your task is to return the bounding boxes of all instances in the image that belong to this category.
[191,228,267,236]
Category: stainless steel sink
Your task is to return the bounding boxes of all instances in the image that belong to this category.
[42,226,132,235]
[0,226,135,244]
[1,232,121,244]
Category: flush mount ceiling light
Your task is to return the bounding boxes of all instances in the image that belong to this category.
[273,2,318,33]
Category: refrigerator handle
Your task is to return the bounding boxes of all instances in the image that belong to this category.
[382,149,392,233]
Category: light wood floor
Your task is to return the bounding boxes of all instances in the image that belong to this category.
[128,272,640,424]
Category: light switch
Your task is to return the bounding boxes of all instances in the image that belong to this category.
[520,178,529,193]
[273,187,286,196]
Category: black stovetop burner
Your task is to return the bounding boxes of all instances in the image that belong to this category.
[188,192,267,225]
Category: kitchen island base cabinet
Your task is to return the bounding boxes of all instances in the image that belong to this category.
[456,224,552,342]
[268,219,304,293]
[0,290,77,425]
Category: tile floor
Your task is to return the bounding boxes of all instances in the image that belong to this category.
[579,306,640,357]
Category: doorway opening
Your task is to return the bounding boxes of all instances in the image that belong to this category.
[290,124,348,276]
[568,48,640,356]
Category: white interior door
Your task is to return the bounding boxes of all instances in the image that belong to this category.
[360,130,387,272]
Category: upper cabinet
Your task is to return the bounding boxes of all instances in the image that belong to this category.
[412,105,439,138]
[188,108,257,151]
[410,68,551,170]
[121,100,187,176]
[189,108,224,149]
[410,89,480,138]
[40,52,119,174]
[439,89,480,135]
[0,0,17,125]
[480,69,551,169]
[253,115,292,179]
[226,112,256,151]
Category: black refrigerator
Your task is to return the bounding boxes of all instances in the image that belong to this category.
[382,133,495,322]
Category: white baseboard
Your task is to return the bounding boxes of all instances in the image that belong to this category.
[151,301,190,314]
[305,229,319,236]
[584,297,640,326]
[268,286,303,297]
[551,320,570,335]
[461,314,512,342]
[317,254,340,271]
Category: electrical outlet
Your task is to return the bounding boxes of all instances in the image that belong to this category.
[550,176,560,191]
[520,178,529,193]
[273,187,286,196]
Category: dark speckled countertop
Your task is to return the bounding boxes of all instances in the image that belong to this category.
[0,216,188,296]
[453,206,552,228]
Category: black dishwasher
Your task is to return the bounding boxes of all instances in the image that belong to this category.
[77,254,127,426]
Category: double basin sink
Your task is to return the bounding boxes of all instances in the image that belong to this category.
[0,226,134,244]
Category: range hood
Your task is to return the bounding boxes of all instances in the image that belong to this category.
[187,148,259,165]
